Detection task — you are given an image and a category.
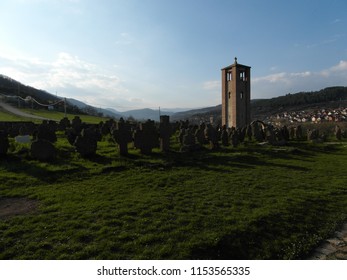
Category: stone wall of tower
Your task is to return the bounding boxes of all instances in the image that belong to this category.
[221,69,228,127]
[221,60,251,128]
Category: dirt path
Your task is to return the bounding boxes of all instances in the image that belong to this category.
[0,100,51,120]
[308,222,347,260]
[0,197,39,218]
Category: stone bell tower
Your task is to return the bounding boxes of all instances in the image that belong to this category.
[221,57,251,128]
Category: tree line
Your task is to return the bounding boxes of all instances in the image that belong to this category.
[254,86,347,108]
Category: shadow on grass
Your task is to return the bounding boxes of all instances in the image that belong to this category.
[189,196,338,260]
[0,154,89,183]
[162,149,311,173]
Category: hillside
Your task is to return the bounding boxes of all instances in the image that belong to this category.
[2,73,346,123]
[172,86,347,124]
[0,74,83,115]
[0,74,59,103]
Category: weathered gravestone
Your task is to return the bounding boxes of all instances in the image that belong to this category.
[112,118,133,156]
[30,139,56,161]
[252,121,265,142]
[65,127,80,146]
[246,124,253,141]
[281,125,290,141]
[230,129,240,148]
[74,127,99,157]
[0,131,9,156]
[58,117,71,131]
[307,129,320,142]
[274,127,287,146]
[133,120,158,154]
[295,125,303,140]
[204,124,219,150]
[289,126,295,140]
[180,128,199,152]
[100,119,115,136]
[159,115,172,152]
[178,120,189,145]
[195,123,207,145]
[335,125,342,141]
[36,120,57,143]
[221,125,229,146]
[238,127,246,143]
[71,116,83,134]
[265,125,276,145]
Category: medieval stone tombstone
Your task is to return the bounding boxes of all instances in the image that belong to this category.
[36,120,57,143]
[0,131,9,156]
[178,120,189,145]
[100,119,115,136]
[30,139,56,161]
[246,124,253,141]
[195,123,207,146]
[238,127,246,143]
[307,129,319,141]
[265,125,276,145]
[289,126,295,140]
[180,128,199,152]
[221,125,229,146]
[281,125,290,141]
[133,120,158,155]
[274,127,287,146]
[112,118,133,156]
[71,116,83,134]
[65,127,80,146]
[230,130,239,148]
[74,127,99,157]
[58,117,71,131]
[83,125,102,142]
[19,125,30,136]
[159,115,172,152]
[252,122,265,142]
[295,125,303,140]
[204,124,219,150]
[335,125,342,141]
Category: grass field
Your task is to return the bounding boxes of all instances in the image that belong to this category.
[0,131,346,260]
[0,109,31,122]
[0,107,108,123]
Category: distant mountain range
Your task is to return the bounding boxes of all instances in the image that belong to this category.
[67,98,186,121]
[1,73,347,123]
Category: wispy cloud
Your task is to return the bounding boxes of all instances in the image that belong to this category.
[306,34,345,49]
[253,61,347,98]
[0,52,130,107]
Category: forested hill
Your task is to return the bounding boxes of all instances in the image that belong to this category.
[172,86,347,124]
[0,74,60,103]
[0,74,84,114]
[251,86,347,120]
[254,86,347,108]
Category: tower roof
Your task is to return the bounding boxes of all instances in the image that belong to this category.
[221,57,251,70]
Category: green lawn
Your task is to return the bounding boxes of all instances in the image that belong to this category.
[0,109,30,122]
[0,133,346,259]
[0,108,109,123]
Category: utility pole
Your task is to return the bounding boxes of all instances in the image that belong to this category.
[64,97,67,117]
[17,83,20,108]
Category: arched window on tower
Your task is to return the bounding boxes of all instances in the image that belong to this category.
[227,71,232,81]
[239,70,247,81]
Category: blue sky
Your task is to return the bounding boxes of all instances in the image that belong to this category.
[0,0,346,111]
